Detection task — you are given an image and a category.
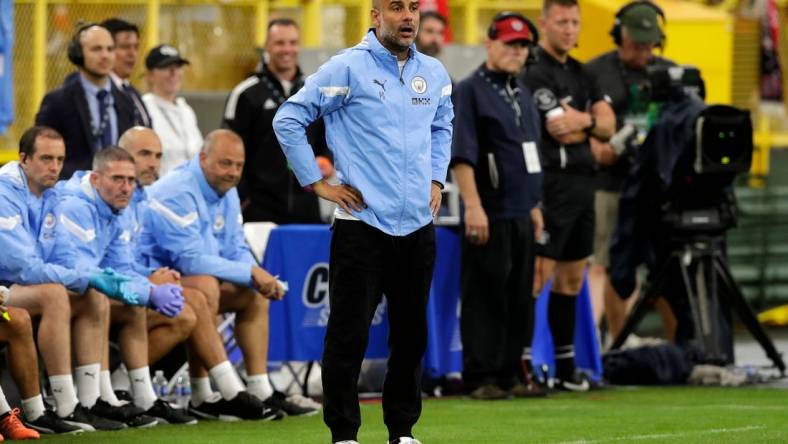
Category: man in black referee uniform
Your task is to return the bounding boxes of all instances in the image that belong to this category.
[520,0,615,391]
[452,12,544,400]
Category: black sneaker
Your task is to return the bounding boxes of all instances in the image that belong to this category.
[23,410,83,435]
[190,391,283,422]
[555,370,602,392]
[264,391,319,417]
[90,399,158,428]
[147,399,198,425]
[114,390,133,402]
[61,404,126,431]
[126,414,158,428]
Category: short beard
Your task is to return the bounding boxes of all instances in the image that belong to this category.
[419,42,440,57]
[380,28,411,54]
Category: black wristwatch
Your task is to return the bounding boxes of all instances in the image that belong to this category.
[584,115,597,135]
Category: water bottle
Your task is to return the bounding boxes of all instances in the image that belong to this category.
[174,374,191,408]
[152,370,169,399]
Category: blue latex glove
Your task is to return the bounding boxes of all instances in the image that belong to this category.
[149,284,184,318]
[88,268,137,304]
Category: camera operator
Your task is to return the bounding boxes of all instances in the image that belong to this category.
[585,1,677,345]
[520,0,615,391]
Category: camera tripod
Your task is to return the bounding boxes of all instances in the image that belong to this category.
[610,232,786,374]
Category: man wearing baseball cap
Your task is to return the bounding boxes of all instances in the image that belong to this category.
[585,1,677,348]
[451,12,545,400]
[142,44,204,175]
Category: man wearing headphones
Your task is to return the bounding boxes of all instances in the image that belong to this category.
[35,24,136,179]
[452,12,545,400]
[520,0,615,391]
[585,1,677,344]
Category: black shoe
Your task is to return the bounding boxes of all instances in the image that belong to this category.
[147,399,198,425]
[90,399,144,421]
[264,391,319,417]
[91,399,158,428]
[190,391,283,422]
[61,404,126,431]
[114,390,133,402]
[23,410,84,435]
[556,370,602,392]
[126,414,158,428]
[509,382,548,398]
[469,384,509,400]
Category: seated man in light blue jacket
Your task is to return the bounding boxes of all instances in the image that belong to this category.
[273,0,453,441]
[120,126,311,421]
[0,126,143,432]
[138,129,292,420]
[51,146,185,428]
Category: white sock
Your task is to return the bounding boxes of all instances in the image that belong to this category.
[128,367,157,411]
[208,361,244,401]
[49,374,79,417]
[99,370,123,406]
[245,373,274,401]
[190,377,216,406]
[75,363,101,408]
[0,385,11,415]
[21,395,46,421]
[111,364,131,392]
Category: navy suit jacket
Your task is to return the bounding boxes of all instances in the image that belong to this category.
[35,76,136,180]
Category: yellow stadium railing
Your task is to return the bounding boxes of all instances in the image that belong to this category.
[3,0,787,180]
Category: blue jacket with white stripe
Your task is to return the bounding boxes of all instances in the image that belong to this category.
[0,162,90,292]
[138,157,257,286]
[273,29,454,236]
[48,171,152,306]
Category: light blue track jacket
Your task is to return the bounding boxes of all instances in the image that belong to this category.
[273,29,454,236]
[50,171,151,305]
[127,186,156,277]
[0,162,89,292]
[138,157,257,286]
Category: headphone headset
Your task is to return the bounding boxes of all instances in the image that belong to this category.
[67,22,103,67]
[487,11,539,45]
[610,1,666,47]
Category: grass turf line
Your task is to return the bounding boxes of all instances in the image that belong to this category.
[45,387,787,443]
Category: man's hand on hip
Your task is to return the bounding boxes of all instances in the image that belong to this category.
[430,182,442,217]
[312,180,366,214]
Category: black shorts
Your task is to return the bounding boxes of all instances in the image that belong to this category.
[537,172,595,261]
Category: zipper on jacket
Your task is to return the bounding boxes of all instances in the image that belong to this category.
[397,56,410,234]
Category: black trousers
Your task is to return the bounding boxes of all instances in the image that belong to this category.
[322,220,436,442]
[460,217,536,390]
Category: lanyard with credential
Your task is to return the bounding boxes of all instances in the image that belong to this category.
[478,69,523,128]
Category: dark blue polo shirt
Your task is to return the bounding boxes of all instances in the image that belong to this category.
[451,64,543,220]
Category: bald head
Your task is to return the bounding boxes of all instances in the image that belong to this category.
[199,129,245,195]
[118,126,162,186]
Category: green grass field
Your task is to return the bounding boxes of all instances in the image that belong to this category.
[46,387,787,444]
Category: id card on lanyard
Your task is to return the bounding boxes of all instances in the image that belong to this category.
[522,141,541,174]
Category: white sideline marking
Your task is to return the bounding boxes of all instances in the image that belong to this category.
[555,425,766,444]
